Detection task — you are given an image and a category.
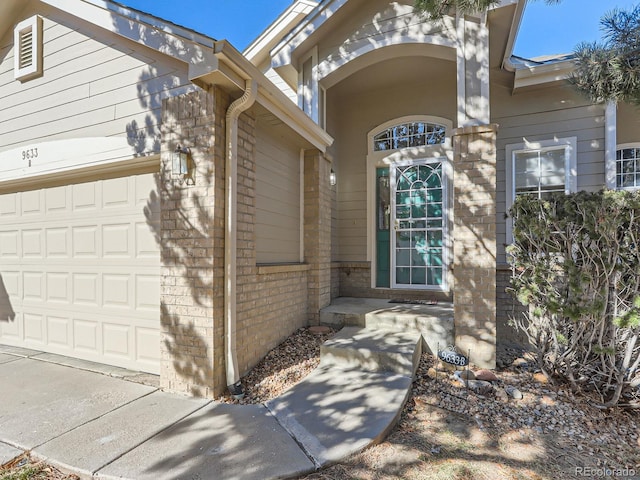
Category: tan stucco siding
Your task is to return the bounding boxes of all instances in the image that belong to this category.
[255,120,301,264]
[492,83,606,263]
[328,58,457,263]
[314,0,455,88]
[0,2,193,154]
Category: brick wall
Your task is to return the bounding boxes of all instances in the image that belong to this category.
[160,89,333,397]
[304,150,332,324]
[334,262,452,302]
[159,86,228,397]
[452,124,498,369]
[235,113,314,377]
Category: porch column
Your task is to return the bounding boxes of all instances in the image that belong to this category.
[304,149,332,324]
[452,124,498,369]
[456,13,490,127]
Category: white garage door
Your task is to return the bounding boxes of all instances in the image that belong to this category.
[0,172,160,374]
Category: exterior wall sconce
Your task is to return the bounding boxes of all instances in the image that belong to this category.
[329,169,337,186]
[172,145,195,185]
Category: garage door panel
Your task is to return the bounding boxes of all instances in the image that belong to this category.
[45,186,68,213]
[21,190,43,215]
[73,273,99,306]
[23,272,44,302]
[0,193,18,217]
[22,229,43,257]
[73,182,98,211]
[73,318,100,354]
[0,231,19,258]
[136,327,160,365]
[46,227,70,257]
[136,222,159,258]
[47,272,70,304]
[103,274,131,309]
[103,322,132,359]
[2,271,20,299]
[0,312,21,339]
[103,177,131,208]
[103,223,131,257]
[0,172,160,373]
[24,312,45,344]
[73,226,99,257]
[47,315,71,347]
[136,275,159,311]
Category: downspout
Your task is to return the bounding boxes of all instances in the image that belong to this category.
[225,79,258,398]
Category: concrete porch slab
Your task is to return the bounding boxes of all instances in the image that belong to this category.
[0,358,156,450]
[34,391,210,477]
[96,403,315,480]
[320,297,454,355]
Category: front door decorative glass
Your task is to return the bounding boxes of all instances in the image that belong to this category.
[391,162,444,288]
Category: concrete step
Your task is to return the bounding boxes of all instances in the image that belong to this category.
[320,327,422,377]
[320,297,455,356]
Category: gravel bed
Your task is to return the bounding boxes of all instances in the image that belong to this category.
[413,354,640,470]
[217,326,336,404]
[217,326,639,472]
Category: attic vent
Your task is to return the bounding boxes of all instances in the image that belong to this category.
[14,15,43,81]
[19,29,34,69]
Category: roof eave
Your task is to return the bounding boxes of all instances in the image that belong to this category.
[244,0,318,67]
[209,40,333,153]
[512,58,575,90]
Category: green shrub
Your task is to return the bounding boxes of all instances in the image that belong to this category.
[508,190,640,408]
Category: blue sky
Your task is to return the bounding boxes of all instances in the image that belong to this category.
[118,0,639,57]
[515,0,639,58]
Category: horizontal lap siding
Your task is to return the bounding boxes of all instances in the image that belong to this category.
[255,121,301,263]
[492,83,606,264]
[0,3,192,154]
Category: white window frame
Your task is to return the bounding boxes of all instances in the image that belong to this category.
[613,143,640,191]
[14,15,43,82]
[505,137,577,244]
[366,115,454,290]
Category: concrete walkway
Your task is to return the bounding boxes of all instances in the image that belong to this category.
[0,334,415,480]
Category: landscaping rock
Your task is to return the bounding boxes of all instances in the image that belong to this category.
[465,380,494,395]
[427,367,447,380]
[512,358,529,368]
[475,369,498,382]
[495,388,509,403]
[505,385,523,400]
[437,360,457,372]
[454,369,476,381]
[532,372,549,384]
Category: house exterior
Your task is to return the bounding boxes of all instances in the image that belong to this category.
[0,0,637,398]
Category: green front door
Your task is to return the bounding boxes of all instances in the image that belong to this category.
[391,162,445,289]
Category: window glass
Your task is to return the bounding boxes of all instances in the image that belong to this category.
[373,122,446,152]
[513,147,567,198]
[616,147,640,189]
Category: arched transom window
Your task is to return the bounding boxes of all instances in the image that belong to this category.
[373,121,446,152]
